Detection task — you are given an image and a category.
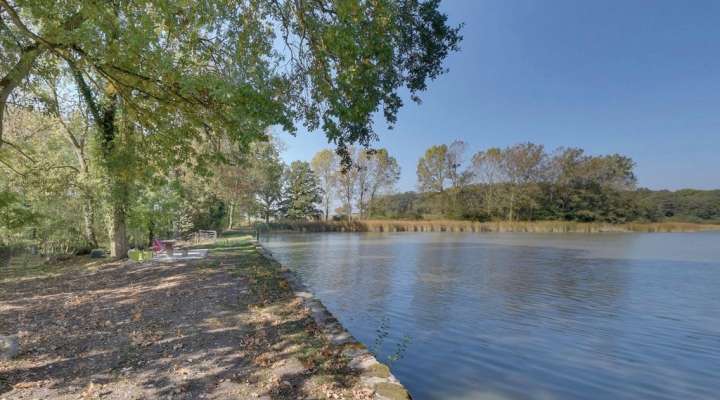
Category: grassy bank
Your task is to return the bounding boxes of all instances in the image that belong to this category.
[257,219,720,234]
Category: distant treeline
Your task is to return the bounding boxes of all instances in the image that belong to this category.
[363,142,720,224]
[631,189,720,222]
[369,187,720,223]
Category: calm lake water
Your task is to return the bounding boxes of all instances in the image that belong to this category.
[261,232,720,400]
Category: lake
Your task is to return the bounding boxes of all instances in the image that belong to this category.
[261,232,720,400]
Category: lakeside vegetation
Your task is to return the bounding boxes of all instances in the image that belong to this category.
[5,127,718,262]
[370,187,720,224]
[258,219,720,234]
[369,142,720,224]
[2,1,717,261]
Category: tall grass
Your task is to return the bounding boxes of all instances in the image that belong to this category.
[257,220,366,233]
[257,219,720,234]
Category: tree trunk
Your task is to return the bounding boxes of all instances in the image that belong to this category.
[109,202,128,258]
[358,192,365,219]
[325,195,330,221]
[73,68,130,255]
[227,202,235,230]
[508,190,515,222]
[82,197,98,248]
[484,189,492,218]
[345,197,352,221]
[147,219,155,248]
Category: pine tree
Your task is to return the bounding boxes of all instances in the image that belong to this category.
[282,161,323,220]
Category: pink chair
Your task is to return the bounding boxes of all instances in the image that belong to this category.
[152,239,165,253]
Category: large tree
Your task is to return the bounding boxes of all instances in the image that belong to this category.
[416,141,468,193]
[0,0,461,256]
[335,147,360,220]
[416,144,449,192]
[500,142,547,221]
[471,147,504,217]
[547,148,636,221]
[446,140,470,190]
[358,148,400,218]
[282,161,322,220]
[249,142,285,223]
[311,149,338,221]
[355,149,374,218]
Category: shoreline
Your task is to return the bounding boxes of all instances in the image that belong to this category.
[253,240,412,400]
[0,235,411,400]
[256,220,720,234]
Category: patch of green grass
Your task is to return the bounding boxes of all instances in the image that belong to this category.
[217,235,253,244]
[1,254,79,283]
[218,230,255,238]
[187,234,254,250]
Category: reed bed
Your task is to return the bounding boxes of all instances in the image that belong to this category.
[258,220,720,234]
[257,220,366,233]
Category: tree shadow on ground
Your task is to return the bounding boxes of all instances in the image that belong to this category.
[0,240,368,399]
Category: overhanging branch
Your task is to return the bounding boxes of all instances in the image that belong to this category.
[0,138,35,163]
[0,1,86,148]
[0,44,42,149]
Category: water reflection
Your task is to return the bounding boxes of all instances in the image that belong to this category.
[263,232,720,400]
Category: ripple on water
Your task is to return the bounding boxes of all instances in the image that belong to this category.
[263,232,720,400]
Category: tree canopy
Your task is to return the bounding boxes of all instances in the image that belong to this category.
[1,0,462,157]
[373,141,656,223]
[1,0,461,255]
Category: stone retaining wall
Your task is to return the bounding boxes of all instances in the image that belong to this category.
[253,241,412,400]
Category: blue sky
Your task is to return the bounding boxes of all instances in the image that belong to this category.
[275,0,720,191]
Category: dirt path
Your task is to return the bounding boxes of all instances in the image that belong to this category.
[0,238,378,399]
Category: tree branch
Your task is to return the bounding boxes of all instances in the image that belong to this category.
[0,0,43,42]
[0,44,42,148]
[46,78,89,172]
[0,138,35,163]
[0,0,85,49]
[43,164,80,173]
[70,66,103,127]
[0,0,85,148]
[0,157,24,176]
